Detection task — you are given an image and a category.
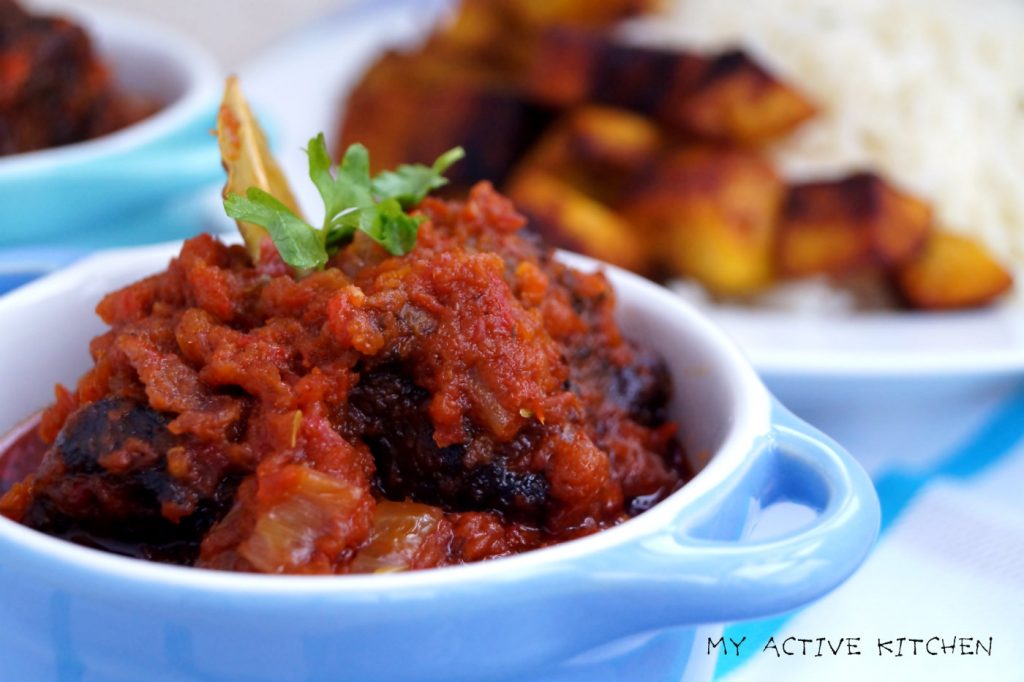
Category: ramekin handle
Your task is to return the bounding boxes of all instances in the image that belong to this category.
[577,404,880,632]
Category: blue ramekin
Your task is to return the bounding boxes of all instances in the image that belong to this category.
[0,244,880,682]
[0,3,222,250]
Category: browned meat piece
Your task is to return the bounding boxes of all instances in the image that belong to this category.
[21,397,238,564]
[347,367,552,523]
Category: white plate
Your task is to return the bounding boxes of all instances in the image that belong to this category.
[711,306,1024,378]
[236,0,1024,391]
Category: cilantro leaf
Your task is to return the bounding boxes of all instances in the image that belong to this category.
[225,189,327,270]
[223,134,462,271]
[372,147,465,208]
[362,198,423,256]
[309,136,375,221]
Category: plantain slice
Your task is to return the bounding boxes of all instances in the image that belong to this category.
[895,231,1013,310]
[217,76,302,262]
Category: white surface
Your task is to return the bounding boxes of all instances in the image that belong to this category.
[712,305,1024,378]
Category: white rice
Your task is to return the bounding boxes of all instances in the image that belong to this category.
[622,0,1024,275]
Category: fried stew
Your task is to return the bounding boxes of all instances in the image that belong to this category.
[0,183,689,573]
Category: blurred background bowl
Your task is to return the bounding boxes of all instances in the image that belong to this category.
[0,2,222,250]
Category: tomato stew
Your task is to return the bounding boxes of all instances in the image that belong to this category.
[0,183,690,573]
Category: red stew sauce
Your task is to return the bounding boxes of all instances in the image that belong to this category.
[0,183,690,573]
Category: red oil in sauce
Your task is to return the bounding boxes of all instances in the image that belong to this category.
[0,415,45,495]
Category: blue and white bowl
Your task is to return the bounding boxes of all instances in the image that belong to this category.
[0,3,222,250]
[0,244,880,682]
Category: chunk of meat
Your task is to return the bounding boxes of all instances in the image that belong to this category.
[19,397,237,563]
[347,368,551,523]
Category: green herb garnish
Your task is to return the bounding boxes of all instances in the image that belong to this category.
[224,134,463,270]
